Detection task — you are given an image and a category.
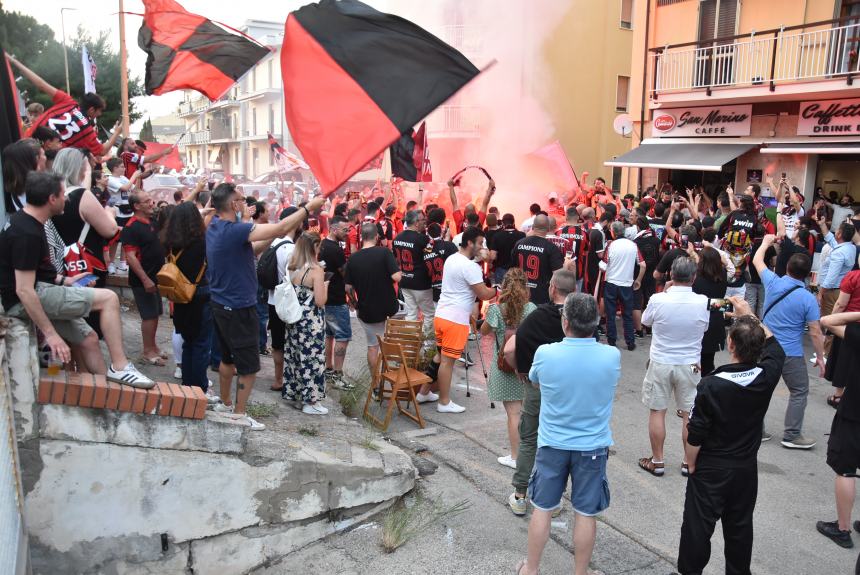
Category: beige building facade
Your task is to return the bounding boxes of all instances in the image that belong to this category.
[614,0,860,204]
[178,20,289,180]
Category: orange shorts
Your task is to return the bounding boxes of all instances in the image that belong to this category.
[434,317,470,359]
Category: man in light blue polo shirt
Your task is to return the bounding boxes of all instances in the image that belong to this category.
[753,234,826,450]
[516,293,620,575]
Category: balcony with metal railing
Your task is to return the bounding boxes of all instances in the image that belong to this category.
[182,130,210,146]
[427,105,481,137]
[442,25,483,56]
[177,93,239,117]
[650,17,860,102]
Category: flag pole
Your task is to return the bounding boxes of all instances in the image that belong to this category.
[119,0,130,137]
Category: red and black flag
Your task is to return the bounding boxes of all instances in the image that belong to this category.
[281,0,480,195]
[267,132,309,171]
[390,121,432,182]
[138,0,269,101]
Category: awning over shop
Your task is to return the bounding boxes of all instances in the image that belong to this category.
[760,142,860,154]
[207,145,223,165]
[604,143,757,172]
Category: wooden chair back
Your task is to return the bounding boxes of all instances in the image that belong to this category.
[384,318,424,368]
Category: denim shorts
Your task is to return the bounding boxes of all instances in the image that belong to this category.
[528,446,610,516]
[324,304,352,341]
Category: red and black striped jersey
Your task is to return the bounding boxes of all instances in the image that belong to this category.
[27,91,102,157]
[557,224,589,280]
[120,151,144,179]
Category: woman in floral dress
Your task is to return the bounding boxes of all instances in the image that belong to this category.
[480,267,536,469]
[283,232,329,415]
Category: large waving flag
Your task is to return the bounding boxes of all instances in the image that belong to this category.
[281,0,480,195]
[138,0,269,101]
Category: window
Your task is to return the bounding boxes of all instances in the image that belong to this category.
[611,167,622,191]
[267,60,273,88]
[620,0,633,29]
[253,148,259,174]
[234,148,239,165]
[615,76,630,112]
[268,104,275,135]
[698,0,738,42]
[252,108,257,135]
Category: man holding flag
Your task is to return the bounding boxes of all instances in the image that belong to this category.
[9,55,121,159]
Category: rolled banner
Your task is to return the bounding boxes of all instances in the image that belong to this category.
[450,165,494,187]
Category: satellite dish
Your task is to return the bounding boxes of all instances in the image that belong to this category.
[613,114,634,137]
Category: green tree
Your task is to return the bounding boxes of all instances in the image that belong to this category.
[139,118,154,141]
[0,7,144,133]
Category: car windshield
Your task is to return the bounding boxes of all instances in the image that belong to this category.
[155,175,182,186]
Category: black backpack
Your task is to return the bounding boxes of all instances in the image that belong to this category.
[256,240,292,290]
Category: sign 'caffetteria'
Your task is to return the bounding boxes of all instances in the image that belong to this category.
[651,104,752,137]
[798,98,860,135]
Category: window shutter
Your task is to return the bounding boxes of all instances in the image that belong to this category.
[621,0,633,29]
[716,0,738,40]
[698,0,716,41]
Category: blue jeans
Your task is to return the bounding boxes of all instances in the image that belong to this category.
[604,282,634,346]
[256,286,269,351]
[182,288,212,392]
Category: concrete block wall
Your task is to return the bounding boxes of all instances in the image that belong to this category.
[2,317,416,574]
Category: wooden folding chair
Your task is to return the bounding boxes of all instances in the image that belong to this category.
[385,318,424,367]
[363,336,431,431]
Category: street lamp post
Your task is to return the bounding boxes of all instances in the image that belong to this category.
[60,7,77,94]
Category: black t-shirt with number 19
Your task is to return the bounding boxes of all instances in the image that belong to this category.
[511,235,564,304]
[392,229,431,290]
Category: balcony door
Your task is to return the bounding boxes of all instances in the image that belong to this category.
[829,0,860,75]
[694,0,739,88]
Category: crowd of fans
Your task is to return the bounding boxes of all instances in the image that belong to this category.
[3,55,860,575]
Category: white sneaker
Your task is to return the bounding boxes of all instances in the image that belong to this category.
[213,403,233,414]
[415,391,439,404]
[497,454,517,469]
[173,366,182,379]
[302,403,329,415]
[205,386,221,404]
[108,262,116,275]
[457,353,475,367]
[115,261,128,272]
[243,415,265,431]
[437,400,465,413]
[810,353,817,364]
[107,363,155,389]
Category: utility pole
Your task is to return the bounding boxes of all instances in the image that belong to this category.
[60,8,76,94]
[119,0,130,137]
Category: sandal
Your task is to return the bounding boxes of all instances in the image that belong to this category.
[681,463,690,477]
[638,457,665,477]
[827,395,842,408]
[270,385,284,391]
[140,355,166,367]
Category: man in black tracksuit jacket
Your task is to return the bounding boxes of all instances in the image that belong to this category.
[678,296,786,575]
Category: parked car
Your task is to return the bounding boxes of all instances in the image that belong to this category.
[143,174,186,195]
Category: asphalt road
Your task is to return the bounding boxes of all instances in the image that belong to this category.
[128,302,857,574]
[358,322,857,575]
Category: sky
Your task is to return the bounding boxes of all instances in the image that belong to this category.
[2,0,348,130]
